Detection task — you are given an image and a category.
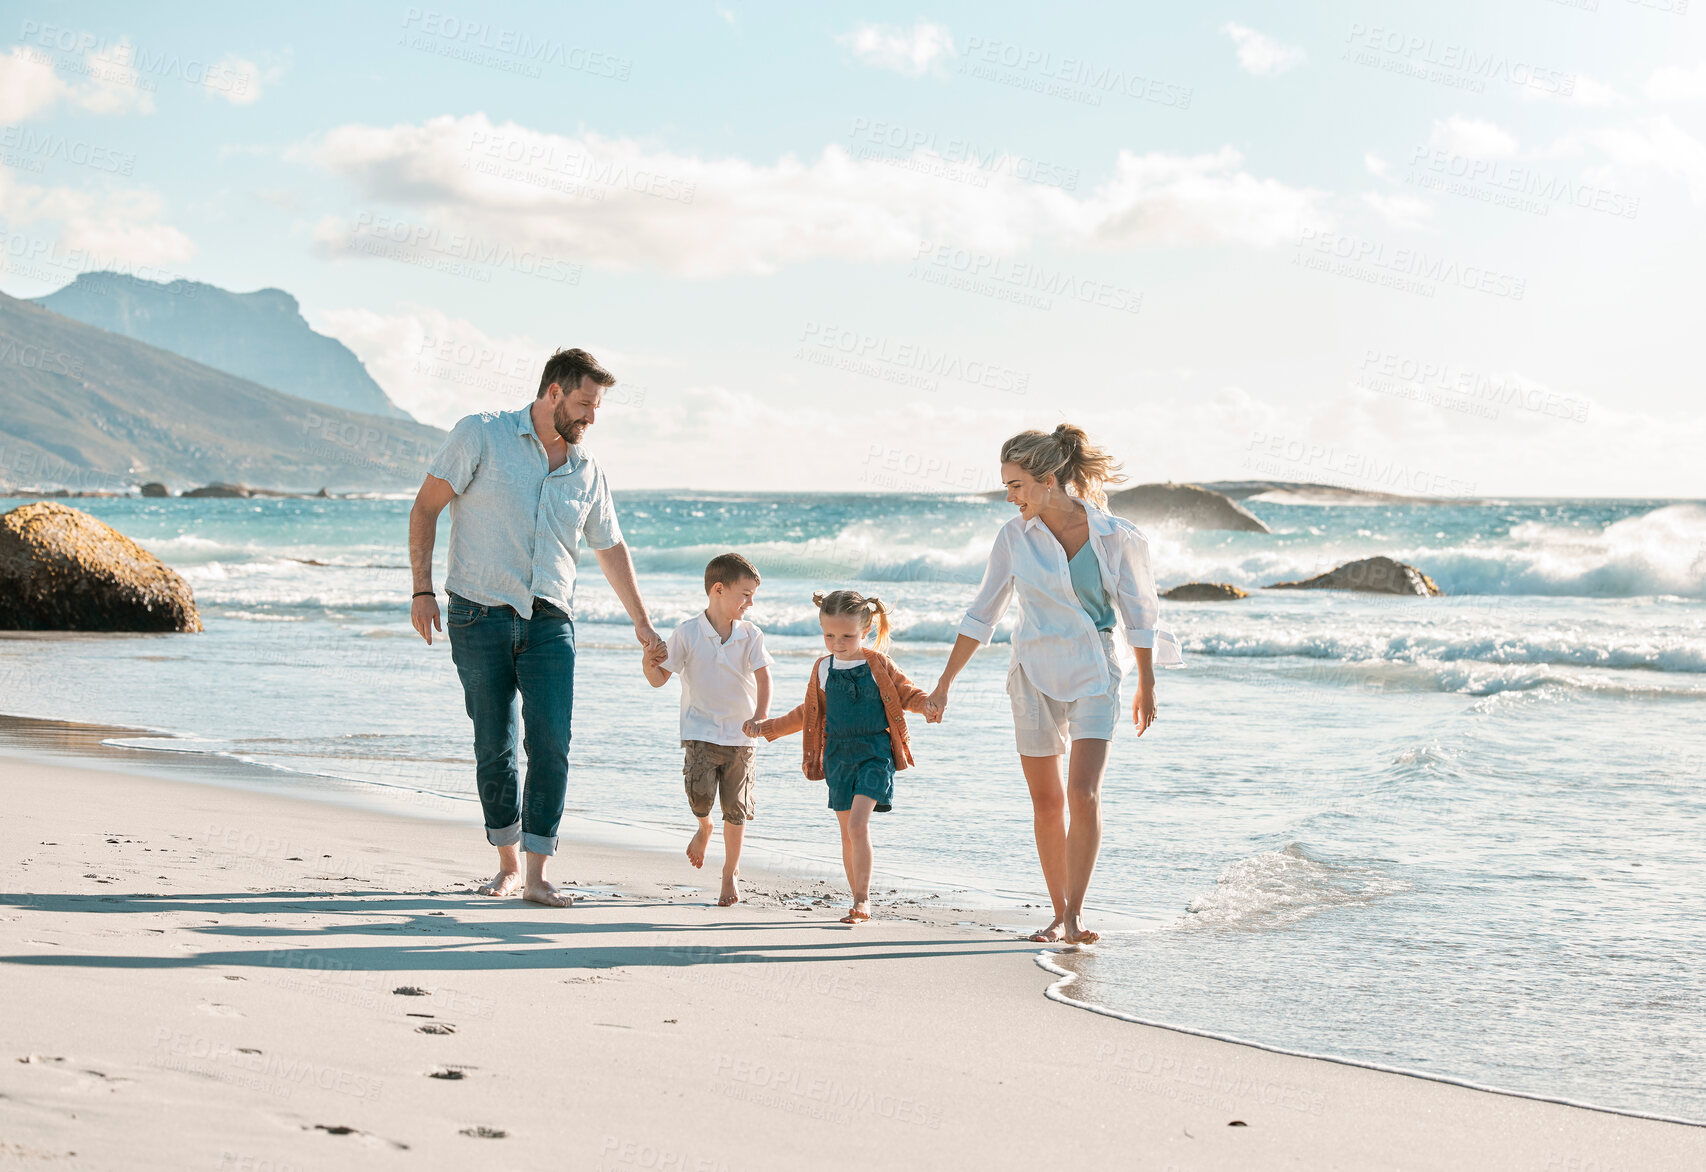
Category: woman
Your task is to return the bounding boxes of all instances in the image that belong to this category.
[926,425,1182,944]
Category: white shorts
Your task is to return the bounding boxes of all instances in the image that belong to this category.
[1007,637,1123,758]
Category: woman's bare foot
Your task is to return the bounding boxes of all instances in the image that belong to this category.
[1027,918,1066,943]
[839,899,871,925]
[686,823,712,869]
[523,880,574,908]
[717,872,741,907]
[476,869,523,897]
[1064,916,1100,945]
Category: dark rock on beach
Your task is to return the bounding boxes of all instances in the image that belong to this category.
[139,482,171,498]
[0,502,202,632]
[181,482,253,498]
[1265,556,1441,596]
[1106,483,1271,533]
[1161,582,1250,601]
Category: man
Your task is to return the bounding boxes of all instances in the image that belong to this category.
[409,347,662,908]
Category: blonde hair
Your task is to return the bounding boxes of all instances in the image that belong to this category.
[812,589,891,652]
[1000,424,1125,509]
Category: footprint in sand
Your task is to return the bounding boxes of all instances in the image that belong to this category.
[459,1126,507,1139]
[428,1068,468,1080]
[393,986,430,996]
[416,1023,456,1035]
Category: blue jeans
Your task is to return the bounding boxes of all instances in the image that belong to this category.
[446,592,575,856]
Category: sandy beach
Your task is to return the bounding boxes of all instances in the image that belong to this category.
[1,739,1700,1171]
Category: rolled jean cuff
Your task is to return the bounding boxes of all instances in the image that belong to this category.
[486,820,522,848]
[521,831,559,856]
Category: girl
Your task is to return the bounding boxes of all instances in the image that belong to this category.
[926,425,1183,945]
[755,590,931,924]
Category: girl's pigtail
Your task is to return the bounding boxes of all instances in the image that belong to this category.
[867,597,891,652]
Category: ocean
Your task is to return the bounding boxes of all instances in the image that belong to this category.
[3,490,1703,1121]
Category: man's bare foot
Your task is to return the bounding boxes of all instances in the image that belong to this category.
[476,869,523,897]
[1027,918,1066,943]
[839,900,871,925]
[686,824,712,869]
[523,880,574,908]
[718,872,741,907]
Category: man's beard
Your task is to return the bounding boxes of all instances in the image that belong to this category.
[553,406,588,444]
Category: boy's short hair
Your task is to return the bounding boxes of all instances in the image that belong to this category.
[705,552,760,594]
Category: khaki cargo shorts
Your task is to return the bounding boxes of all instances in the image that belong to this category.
[682,740,756,824]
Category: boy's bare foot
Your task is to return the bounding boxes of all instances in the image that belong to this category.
[1027,918,1066,943]
[686,824,712,869]
[718,872,741,907]
[839,899,871,925]
[476,869,523,897]
[523,880,574,908]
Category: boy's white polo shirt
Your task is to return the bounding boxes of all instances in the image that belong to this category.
[662,613,773,747]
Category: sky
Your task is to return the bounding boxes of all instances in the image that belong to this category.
[1,0,1703,497]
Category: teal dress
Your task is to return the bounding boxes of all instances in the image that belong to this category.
[1068,543,1116,631]
[822,661,895,813]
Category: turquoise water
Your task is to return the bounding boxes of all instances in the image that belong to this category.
[2,491,1704,1119]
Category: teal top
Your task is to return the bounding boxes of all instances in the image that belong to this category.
[1067,542,1116,632]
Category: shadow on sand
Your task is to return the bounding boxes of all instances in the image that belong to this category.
[0,889,1032,973]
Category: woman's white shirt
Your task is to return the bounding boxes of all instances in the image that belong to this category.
[958,502,1183,701]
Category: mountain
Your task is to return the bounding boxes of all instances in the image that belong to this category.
[0,291,445,492]
[33,272,411,420]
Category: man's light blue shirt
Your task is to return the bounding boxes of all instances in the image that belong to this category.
[426,408,623,615]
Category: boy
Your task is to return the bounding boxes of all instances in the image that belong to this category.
[642,552,771,906]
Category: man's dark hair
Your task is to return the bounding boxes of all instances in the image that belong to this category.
[704,552,760,594]
[537,348,616,398]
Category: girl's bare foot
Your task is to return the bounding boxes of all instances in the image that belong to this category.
[686,824,712,869]
[717,872,741,907]
[1027,918,1066,943]
[839,899,871,925]
[476,869,523,897]
[523,880,574,908]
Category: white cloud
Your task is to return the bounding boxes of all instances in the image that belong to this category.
[1078,147,1326,248]
[207,53,287,106]
[0,170,194,269]
[308,115,1326,277]
[1221,23,1305,77]
[1364,153,1390,179]
[1361,191,1432,230]
[716,7,736,26]
[1646,62,1706,104]
[311,304,550,427]
[1578,116,1706,202]
[1426,115,1519,158]
[1523,75,1627,109]
[836,22,954,76]
[0,42,153,120]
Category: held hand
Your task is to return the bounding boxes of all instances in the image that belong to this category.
[1132,675,1157,735]
[644,641,669,669]
[635,622,664,657]
[743,717,768,739]
[411,594,441,645]
[924,684,949,724]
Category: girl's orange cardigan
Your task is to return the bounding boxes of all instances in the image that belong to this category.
[755,648,930,781]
